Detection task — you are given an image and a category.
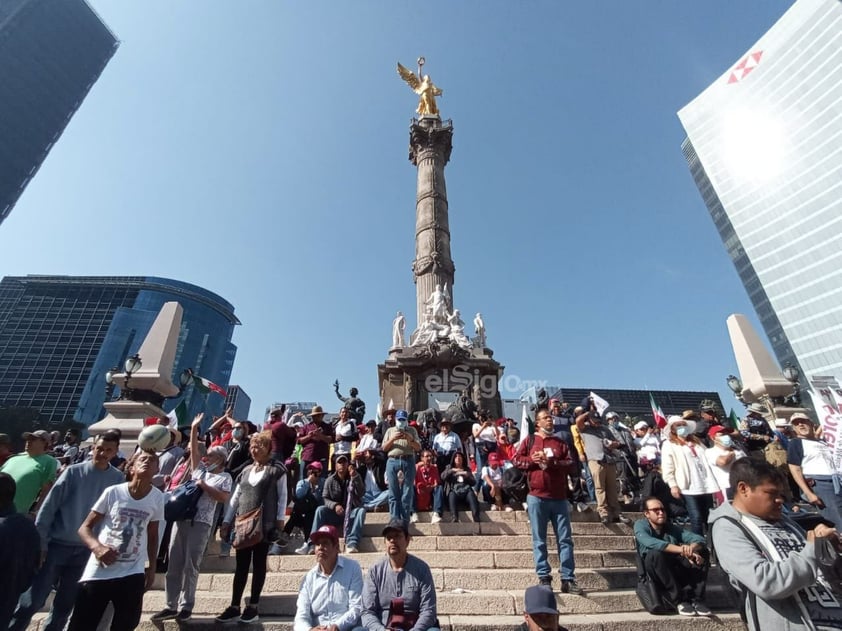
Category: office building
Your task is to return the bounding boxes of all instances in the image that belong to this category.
[0,0,118,225]
[223,386,252,422]
[678,0,842,381]
[503,387,724,427]
[0,275,239,426]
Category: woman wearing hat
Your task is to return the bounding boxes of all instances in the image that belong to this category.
[660,416,719,535]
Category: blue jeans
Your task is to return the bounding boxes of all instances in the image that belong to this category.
[526,494,575,581]
[682,493,713,536]
[10,542,90,631]
[386,456,416,521]
[580,462,596,502]
[812,477,842,530]
[363,488,390,511]
[310,505,366,548]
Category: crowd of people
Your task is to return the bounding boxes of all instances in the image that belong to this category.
[3,392,842,629]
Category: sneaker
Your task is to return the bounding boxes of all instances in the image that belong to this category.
[490,505,499,511]
[522,502,529,511]
[431,513,442,524]
[410,513,418,523]
[294,543,311,555]
[576,502,590,513]
[150,609,178,622]
[561,580,584,595]
[677,601,696,616]
[504,505,514,512]
[617,514,633,526]
[176,610,192,622]
[240,605,259,623]
[538,575,552,587]
[346,546,358,553]
[693,600,712,616]
[215,606,241,623]
[600,516,610,526]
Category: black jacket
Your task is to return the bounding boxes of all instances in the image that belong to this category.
[322,471,365,511]
[441,452,476,495]
[354,451,387,491]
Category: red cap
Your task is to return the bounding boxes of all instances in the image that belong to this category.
[309,525,339,544]
[707,425,729,441]
[488,453,501,465]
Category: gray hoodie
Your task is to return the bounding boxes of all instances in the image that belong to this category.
[709,501,842,631]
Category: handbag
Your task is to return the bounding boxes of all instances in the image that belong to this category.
[233,505,264,550]
[634,552,675,615]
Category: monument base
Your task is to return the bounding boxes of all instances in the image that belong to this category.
[88,400,167,452]
[378,343,503,420]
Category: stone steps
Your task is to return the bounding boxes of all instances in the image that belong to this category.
[136,584,737,617]
[197,549,640,572]
[27,611,747,631]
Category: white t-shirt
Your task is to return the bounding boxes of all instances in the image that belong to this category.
[705,445,746,491]
[473,423,498,443]
[481,465,503,487]
[81,483,165,581]
[334,420,355,454]
[193,469,233,526]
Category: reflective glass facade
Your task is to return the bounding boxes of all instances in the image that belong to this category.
[223,386,252,423]
[0,0,118,225]
[0,276,239,426]
[678,0,842,382]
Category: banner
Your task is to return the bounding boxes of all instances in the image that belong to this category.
[589,391,610,416]
[809,376,842,472]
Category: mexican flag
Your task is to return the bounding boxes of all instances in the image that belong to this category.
[166,399,189,429]
[727,408,741,430]
[192,374,227,397]
[648,393,667,429]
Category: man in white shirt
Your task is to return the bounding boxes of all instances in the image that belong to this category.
[294,525,363,631]
[67,450,164,631]
[705,425,745,502]
[432,420,462,474]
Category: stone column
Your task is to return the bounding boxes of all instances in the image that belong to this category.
[410,116,455,327]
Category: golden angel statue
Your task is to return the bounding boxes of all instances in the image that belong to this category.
[397,57,443,116]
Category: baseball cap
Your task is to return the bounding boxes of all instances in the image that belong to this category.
[707,425,729,441]
[309,525,339,544]
[22,430,50,443]
[0,433,10,445]
[335,454,349,463]
[382,518,409,537]
[306,461,323,472]
[789,412,813,425]
[524,585,558,615]
[633,421,649,431]
[488,453,501,465]
[395,409,409,421]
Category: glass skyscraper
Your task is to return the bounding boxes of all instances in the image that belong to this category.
[0,276,239,426]
[678,0,842,382]
[0,0,118,225]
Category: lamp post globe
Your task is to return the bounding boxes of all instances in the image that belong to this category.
[125,354,142,375]
[726,374,743,394]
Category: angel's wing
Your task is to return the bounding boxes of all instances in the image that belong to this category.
[397,62,421,92]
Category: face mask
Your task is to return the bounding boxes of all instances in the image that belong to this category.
[719,435,733,448]
[676,426,689,438]
[396,419,408,431]
[233,429,244,440]
[539,424,553,436]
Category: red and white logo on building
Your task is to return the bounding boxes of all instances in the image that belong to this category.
[727,50,763,84]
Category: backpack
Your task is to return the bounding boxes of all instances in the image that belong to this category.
[503,435,535,502]
[634,549,676,615]
[502,466,529,503]
[164,470,205,523]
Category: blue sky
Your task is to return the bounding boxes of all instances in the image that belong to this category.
[0,1,795,421]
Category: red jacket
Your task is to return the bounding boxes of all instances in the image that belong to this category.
[513,432,573,500]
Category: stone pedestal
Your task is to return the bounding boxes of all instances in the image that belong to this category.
[727,313,809,420]
[378,344,503,421]
[88,301,183,450]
